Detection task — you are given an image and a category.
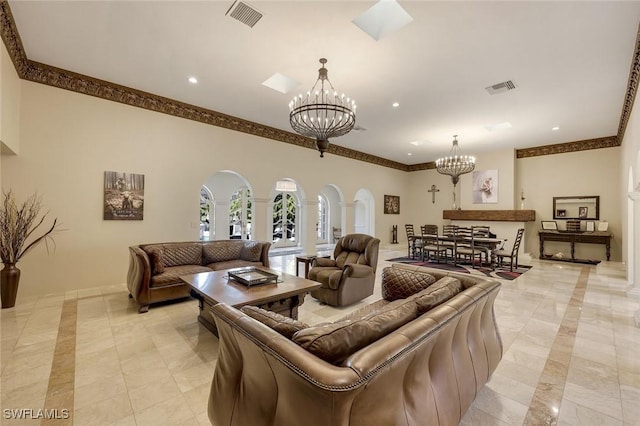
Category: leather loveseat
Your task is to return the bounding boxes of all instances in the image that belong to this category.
[127,240,271,313]
[207,263,502,426]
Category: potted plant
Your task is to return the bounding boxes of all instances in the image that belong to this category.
[0,190,58,308]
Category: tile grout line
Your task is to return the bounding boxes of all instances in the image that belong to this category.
[41,299,78,425]
[523,267,590,425]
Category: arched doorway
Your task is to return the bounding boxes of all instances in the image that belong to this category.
[354,188,375,236]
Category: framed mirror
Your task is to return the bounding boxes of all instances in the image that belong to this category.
[553,196,599,220]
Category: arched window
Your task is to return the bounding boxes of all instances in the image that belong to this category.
[200,186,214,241]
[317,194,328,243]
[229,187,252,239]
[272,192,298,247]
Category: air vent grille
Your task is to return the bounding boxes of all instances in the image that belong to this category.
[226,1,263,28]
[485,80,516,95]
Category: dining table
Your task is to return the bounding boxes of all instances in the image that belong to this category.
[415,234,506,268]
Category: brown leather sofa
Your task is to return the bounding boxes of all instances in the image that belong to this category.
[308,233,380,306]
[208,263,502,426]
[127,240,270,313]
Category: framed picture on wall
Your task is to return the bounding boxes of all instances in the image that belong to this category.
[103,171,145,220]
[384,195,400,214]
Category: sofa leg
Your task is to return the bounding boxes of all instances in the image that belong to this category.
[138,304,149,314]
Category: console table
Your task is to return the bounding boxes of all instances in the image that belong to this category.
[539,231,612,262]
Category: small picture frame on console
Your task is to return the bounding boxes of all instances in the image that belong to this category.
[578,206,588,219]
[541,220,558,230]
[586,221,595,232]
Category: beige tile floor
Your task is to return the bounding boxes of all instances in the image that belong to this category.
[1,244,639,425]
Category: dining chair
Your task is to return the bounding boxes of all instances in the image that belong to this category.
[405,224,422,259]
[440,224,458,259]
[471,225,492,265]
[453,227,483,267]
[494,228,525,271]
[420,225,448,263]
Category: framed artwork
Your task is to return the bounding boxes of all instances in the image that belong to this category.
[384,195,400,214]
[578,206,588,219]
[541,220,558,230]
[586,221,595,232]
[472,169,498,204]
[103,171,145,220]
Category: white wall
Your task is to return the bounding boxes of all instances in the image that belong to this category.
[620,89,640,288]
[517,147,621,261]
[1,63,629,299]
[1,80,409,298]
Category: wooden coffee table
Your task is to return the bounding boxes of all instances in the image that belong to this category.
[180,267,321,335]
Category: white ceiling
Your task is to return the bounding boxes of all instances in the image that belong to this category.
[8,1,640,164]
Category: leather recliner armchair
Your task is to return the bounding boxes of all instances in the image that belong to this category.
[308,233,380,306]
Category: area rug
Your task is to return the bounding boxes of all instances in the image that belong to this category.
[385,256,532,281]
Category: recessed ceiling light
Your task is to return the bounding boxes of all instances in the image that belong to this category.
[409,140,423,146]
[392,102,400,108]
[408,153,412,156]
[552,126,560,131]
[188,76,198,84]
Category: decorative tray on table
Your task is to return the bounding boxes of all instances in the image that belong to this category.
[227,267,280,287]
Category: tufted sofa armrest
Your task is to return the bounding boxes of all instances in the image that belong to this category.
[127,246,152,312]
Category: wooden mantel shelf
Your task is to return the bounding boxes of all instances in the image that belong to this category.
[443,210,536,222]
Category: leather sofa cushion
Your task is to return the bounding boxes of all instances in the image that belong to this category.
[292,301,417,365]
[241,306,309,339]
[162,244,202,267]
[150,265,211,287]
[414,276,464,314]
[381,266,436,301]
[146,247,165,274]
[240,241,262,262]
[203,242,243,264]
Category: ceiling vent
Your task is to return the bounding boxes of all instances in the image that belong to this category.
[226,1,263,28]
[485,80,516,95]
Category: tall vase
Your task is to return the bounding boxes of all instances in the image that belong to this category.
[1,263,21,309]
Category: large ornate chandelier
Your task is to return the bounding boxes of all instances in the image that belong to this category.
[289,58,356,157]
[435,135,475,209]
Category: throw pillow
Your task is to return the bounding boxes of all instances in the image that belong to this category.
[292,301,417,365]
[414,276,463,314]
[240,241,263,262]
[381,266,437,301]
[147,248,165,274]
[241,306,309,339]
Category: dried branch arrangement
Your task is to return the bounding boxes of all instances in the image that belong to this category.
[0,190,58,264]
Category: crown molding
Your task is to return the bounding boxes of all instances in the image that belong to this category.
[618,21,640,142]
[0,0,28,77]
[0,0,633,171]
[515,136,619,159]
